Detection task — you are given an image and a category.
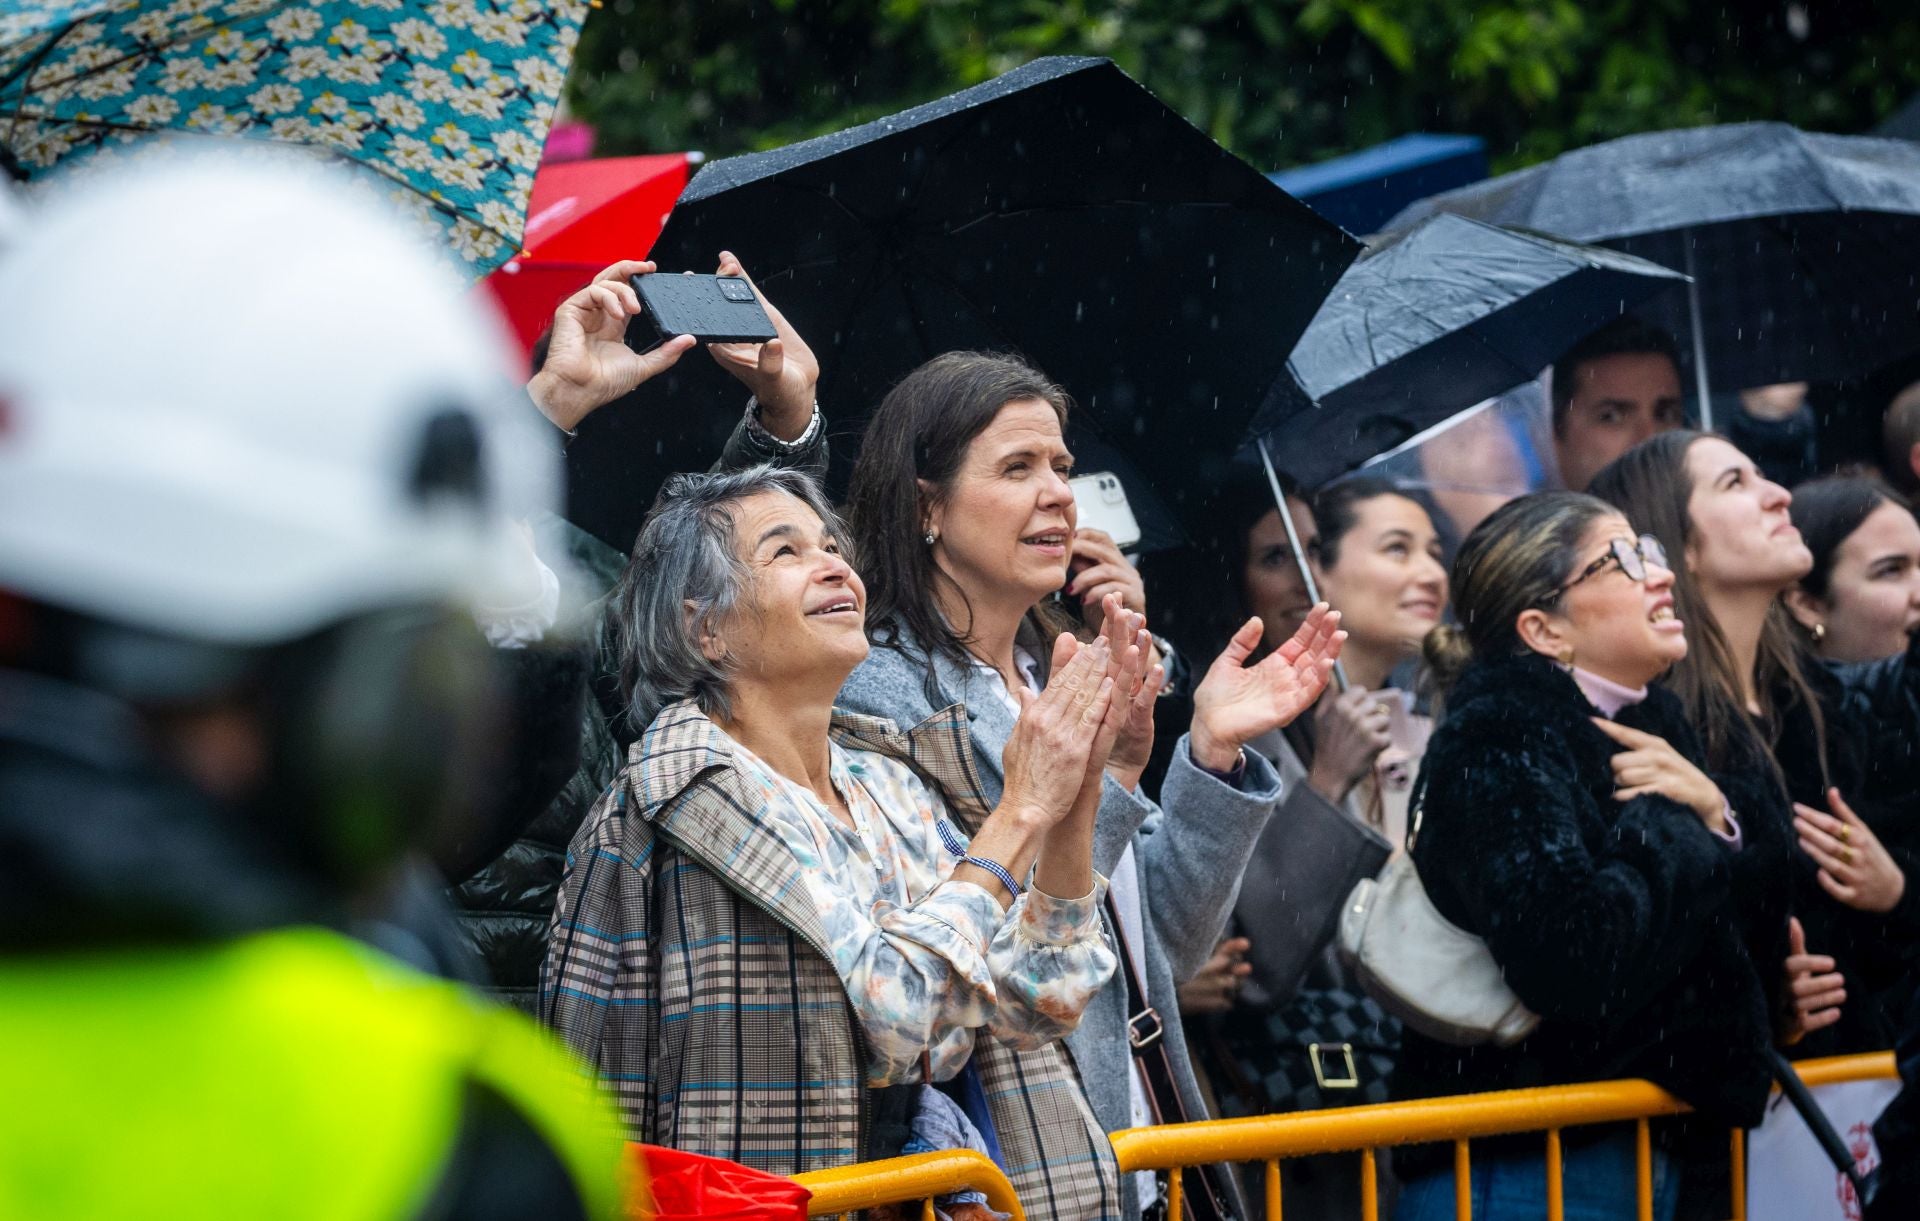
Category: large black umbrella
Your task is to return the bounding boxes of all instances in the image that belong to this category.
[565,56,1359,552]
[1385,122,1920,424]
[1256,213,1690,488]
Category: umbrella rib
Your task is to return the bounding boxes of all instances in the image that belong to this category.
[1,16,88,148]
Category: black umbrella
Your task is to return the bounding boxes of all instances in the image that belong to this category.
[1385,122,1920,425]
[1255,213,1690,488]
[565,56,1359,552]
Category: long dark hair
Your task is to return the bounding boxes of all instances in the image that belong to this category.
[1588,429,1828,779]
[844,351,1078,672]
[1422,492,1618,696]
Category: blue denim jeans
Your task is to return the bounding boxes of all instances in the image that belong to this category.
[1393,1130,1679,1221]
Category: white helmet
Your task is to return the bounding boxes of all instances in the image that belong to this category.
[0,149,556,645]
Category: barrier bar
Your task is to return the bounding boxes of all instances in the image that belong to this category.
[1546,1128,1563,1221]
[1454,1140,1471,1221]
[793,1149,1027,1220]
[1634,1118,1652,1221]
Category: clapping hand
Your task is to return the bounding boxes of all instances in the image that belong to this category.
[1795,787,1906,914]
[1057,592,1167,791]
[1000,637,1118,828]
[527,259,697,431]
[1188,605,1345,773]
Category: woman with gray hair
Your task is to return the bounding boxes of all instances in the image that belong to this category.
[543,464,1130,1197]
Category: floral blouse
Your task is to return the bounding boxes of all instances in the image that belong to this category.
[729,735,1115,1087]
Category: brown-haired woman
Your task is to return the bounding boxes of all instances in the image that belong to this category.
[838,350,1345,1221]
[1394,492,1794,1221]
[1591,432,1920,1058]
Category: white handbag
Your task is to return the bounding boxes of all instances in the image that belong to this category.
[1336,794,1540,1048]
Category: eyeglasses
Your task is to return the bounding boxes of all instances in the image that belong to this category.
[1559,534,1668,594]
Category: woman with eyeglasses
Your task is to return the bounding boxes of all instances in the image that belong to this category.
[1594,435,1920,1062]
[1392,492,1795,1221]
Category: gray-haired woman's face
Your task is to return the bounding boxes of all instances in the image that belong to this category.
[699,490,870,687]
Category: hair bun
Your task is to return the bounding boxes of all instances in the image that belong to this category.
[1421,622,1473,692]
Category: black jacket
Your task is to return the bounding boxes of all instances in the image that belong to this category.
[1771,639,1920,1057]
[1394,654,1787,1132]
[450,408,830,1012]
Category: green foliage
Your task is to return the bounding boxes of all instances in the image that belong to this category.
[568,0,1920,175]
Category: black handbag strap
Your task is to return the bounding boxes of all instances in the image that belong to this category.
[1105,895,1231,1221]
[1768,1047,1875,1206]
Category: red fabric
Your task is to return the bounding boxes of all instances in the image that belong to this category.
[478,154,692,364]
[625,1144,813,1221]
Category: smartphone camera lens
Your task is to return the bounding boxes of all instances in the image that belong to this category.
[718,277,756,302]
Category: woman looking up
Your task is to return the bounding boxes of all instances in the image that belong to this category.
[838,351,1344,1221]
[1394,492,1792,1221]
[1590,433,1920,1058]
[543,467,1124,1201]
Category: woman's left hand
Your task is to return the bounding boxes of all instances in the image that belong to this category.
[1591,719,1729,834]
[1052,593,1167,792]
[1795,787,1907,914]
[1189,606,1344,772]
[1065,528,1146,629]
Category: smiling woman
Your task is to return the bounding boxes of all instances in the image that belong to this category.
[545,464,1128,1191]
[840,351,1344,1221]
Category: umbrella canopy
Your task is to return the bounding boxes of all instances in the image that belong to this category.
[1,0,590,277]
[564,55,1359,552]
[1384,122,1920,393]
[1258,213,1689,488]
[480,152,693,362]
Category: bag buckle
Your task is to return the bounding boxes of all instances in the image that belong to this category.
[1308,1042,1359,1090]
[1127,1006,1164,1050]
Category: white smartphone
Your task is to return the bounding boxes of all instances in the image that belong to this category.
[1069,471,1142,550]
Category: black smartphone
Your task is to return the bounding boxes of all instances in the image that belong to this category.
[625,273,779,347]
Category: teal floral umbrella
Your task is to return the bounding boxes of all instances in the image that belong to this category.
[0,0,590,276]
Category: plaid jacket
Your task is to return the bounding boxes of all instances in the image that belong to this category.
[542,699,1121,1218]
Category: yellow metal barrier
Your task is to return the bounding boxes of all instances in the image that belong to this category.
[1108,1052,1896,1221]
[794,1148,1028,1220]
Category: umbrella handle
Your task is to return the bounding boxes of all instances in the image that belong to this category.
[1257,436,1350,693]
[1684,236,1714,431]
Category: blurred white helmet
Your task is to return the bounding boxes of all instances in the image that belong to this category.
[0,149,556,645]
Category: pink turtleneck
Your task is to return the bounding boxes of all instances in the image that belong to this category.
[1569,665,1741,849]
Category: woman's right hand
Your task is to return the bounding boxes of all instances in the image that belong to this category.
[1591,718,1729,834]
[1000,636,1117,828]
[1305,686,1394,802]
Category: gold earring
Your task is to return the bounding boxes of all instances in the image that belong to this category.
[1557,645,1576,667]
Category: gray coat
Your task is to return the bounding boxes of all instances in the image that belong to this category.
[839,620,1280,1220]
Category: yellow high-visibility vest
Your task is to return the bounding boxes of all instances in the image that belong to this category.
[0,925,624,1219]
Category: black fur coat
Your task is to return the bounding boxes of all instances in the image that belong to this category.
[1393,653,1790,1131]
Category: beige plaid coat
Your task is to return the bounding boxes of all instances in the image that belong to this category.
[543,699,1122,1219]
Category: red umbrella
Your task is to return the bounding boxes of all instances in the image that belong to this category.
[479,153,694,365]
